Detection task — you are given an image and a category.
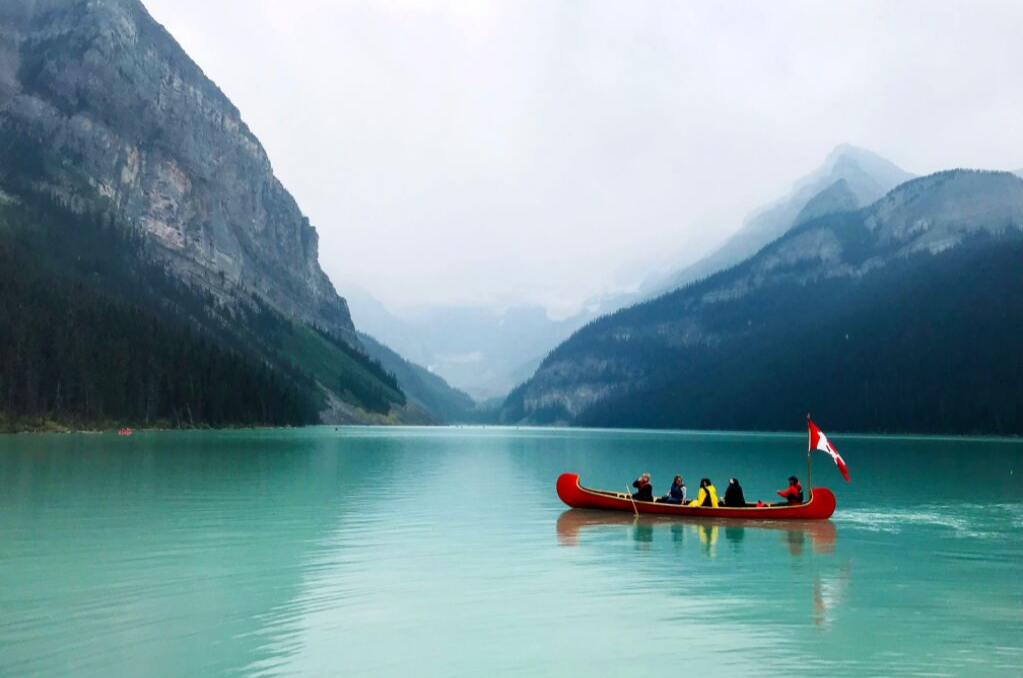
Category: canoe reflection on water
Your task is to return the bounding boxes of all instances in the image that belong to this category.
[556,509,850,626]
[556,508,838,556]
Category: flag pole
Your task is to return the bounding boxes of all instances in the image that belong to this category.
[806,413,813,498]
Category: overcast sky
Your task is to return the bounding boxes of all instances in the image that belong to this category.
[144,0,1022,316]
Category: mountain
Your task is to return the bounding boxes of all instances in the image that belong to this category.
[648,145,915,297]
[357,332,479,424]
[0,0,410,425]
[502,170,1023,435]
[0,0,355,340]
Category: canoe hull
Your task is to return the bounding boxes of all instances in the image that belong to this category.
[556,473,836,520]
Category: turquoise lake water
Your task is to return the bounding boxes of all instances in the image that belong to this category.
[1,427,1021,677]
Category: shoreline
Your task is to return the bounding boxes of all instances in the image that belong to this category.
[2,420,1020,442]
[0,419,294,436]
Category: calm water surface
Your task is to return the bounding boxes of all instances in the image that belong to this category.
[1,427,1021,677]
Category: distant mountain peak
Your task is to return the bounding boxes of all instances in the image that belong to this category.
[825,143,897,165]
[647,145,914,298]
[794,144,914,201]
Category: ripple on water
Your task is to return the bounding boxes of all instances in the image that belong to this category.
[834,502,1023,540]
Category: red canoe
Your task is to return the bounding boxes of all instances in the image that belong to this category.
[557,473,836,520]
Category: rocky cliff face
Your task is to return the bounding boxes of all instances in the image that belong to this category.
[0,0,356,343]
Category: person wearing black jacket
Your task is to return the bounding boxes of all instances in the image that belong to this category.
[632,473,654,502]
[722,478,747,507]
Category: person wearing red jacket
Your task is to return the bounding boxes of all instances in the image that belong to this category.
[776,476,804,505]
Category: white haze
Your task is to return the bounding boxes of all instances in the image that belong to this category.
[144,0,1023,317]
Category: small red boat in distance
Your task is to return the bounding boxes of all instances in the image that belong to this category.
[556,473,836,520]
[118,428,133,436]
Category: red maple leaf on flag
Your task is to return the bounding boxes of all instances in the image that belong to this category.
[808,418,851,482]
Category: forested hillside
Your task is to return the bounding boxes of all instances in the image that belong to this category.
[0,189,404,430]
[576,235,1023,433]
[0,226,319,431]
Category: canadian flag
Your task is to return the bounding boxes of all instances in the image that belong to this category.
[808,418,851,482]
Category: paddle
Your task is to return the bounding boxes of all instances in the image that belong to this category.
[626,485,639,517]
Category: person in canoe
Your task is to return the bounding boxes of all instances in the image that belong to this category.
[632,473,654,502]
[689,477,719,507]
[721,477,746,507]
[775,476,805,505]
[659,475,687,504]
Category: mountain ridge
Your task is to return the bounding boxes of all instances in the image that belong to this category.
[646,145,915,297]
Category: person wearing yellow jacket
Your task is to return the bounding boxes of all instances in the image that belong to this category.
[689,478,719,507]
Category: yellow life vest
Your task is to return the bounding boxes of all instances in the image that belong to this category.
[689,484,719,507]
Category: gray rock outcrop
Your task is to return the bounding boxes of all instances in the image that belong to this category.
[0,0,357,343]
